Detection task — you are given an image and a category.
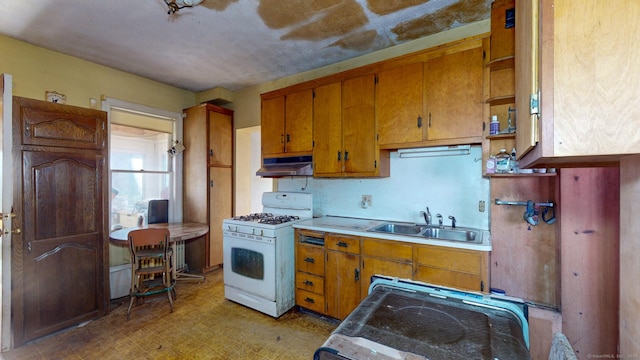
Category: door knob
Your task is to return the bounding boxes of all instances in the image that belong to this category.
[3,228,21,236]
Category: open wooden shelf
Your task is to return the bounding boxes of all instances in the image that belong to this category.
[486,133,516,140]
[486,56,515,71]
[486,95,516,105]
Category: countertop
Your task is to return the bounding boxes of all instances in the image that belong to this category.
[293,216,491,251]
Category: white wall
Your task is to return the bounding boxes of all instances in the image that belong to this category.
[277,146,490,230]
[235,126,273,215]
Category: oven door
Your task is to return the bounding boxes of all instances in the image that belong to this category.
[223,230,276,300]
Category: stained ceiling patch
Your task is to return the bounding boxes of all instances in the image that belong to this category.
[280,0,369,42]
[367,0,431,16]
[329,29,379,51]
[391,0,489,41]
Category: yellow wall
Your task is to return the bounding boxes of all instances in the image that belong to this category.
[0,34,195,112]
[231,19,490,130]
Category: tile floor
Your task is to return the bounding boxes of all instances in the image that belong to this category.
[1,269,337,360]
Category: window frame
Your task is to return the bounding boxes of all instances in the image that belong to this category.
[102,97,183,223]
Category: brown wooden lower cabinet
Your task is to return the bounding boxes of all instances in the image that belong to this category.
[413,244,490,292]
[294,230,490,320]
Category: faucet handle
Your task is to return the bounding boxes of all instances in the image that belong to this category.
[448,215,457,228]
[436,213,443,227]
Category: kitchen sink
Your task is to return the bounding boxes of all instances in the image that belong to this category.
[368,223,424,235]
[368,222,480,243]
[421,227,478,242]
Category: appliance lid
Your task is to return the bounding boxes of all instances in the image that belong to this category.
[256,155,312,177]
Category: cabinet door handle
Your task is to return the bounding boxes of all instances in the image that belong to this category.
[354,268,360,282]
[304,297,315,304]
[304,257,315,263]
[286,134,291,143]
[209,149,213,157]
[417,115,422,128]
[428,113,432,128]
[337,151,341,161]
[304,280,314,286]
[336,241,348,248]
[344,151,349,161]
[280,134,285,144]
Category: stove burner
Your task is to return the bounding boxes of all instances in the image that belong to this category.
[232,213,300,224]
[258,215,300,225]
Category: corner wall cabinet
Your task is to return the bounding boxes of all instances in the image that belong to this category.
[515,0,640,168]
[295,229,489,320]
[183,103,233,271]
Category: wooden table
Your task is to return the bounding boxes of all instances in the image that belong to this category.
[109,222,209,281]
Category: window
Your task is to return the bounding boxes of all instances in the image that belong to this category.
[103,98,182,231]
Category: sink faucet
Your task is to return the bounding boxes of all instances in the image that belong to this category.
[436,213,443,228]
[448,215,457,228]
[420,207,432,226]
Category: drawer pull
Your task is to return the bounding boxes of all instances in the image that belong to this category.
[304,257,315,263]
[304,297,315,304]
[304,280,314,286]
[336,241,348,248]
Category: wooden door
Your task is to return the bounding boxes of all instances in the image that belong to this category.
[325,250,360,320]
[284,89,313,155]
[208,166,232,267]
[261,96,285,156]
[11,97,107,347]
[376,62,424,146]
[515,0,538,158]
[425,46,484,140]
[342,74,377,175]
[208,108,233,166]
[313,82,342,176]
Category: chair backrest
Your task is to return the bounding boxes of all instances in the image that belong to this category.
[128,228,170,250]
[147,199,169,224]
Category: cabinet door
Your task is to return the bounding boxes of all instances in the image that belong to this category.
[16,97,106,150]
[208,109,233,166]
[284,89,313,155]
[313,82,343,176]
[376,63,424,146]
[514,0,538,158]
[360,257,412,300]
[425,46,484,140]
[342,74,377,175]
[261,96,285,156]
[325,250,360,320]
[208,166,232,267]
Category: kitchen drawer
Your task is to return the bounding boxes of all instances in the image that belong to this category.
[296,244,325,275]
[296,289,325,314]
[414,244,482,274]
[414,265,483,292]
[326,234,360,254]
[296,271,324,295]
[361,238,412,262]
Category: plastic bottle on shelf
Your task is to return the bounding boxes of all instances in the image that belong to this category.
[486,155,496,174]
[490,115,500,135]
[510,147,519,173]
[495,148,511,173]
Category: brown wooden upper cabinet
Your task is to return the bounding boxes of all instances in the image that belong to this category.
[261,89,313,157]
[313,76,389,177]
[515,0,640,168]
[376,44,484,148]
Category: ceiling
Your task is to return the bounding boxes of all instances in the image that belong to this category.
[0,0,492,93]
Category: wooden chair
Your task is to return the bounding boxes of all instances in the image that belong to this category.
[127,228,175,320]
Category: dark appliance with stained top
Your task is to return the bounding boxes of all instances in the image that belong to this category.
[314,276,530,360]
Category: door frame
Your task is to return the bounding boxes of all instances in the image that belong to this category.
[1,73,13,351]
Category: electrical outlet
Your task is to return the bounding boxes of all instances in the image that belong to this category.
[362,195,372,207]
[479,200,486,212]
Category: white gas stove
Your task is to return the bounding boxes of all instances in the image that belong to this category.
[222,192,313,317]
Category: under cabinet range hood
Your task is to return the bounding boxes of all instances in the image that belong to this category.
[256,155,313,177]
